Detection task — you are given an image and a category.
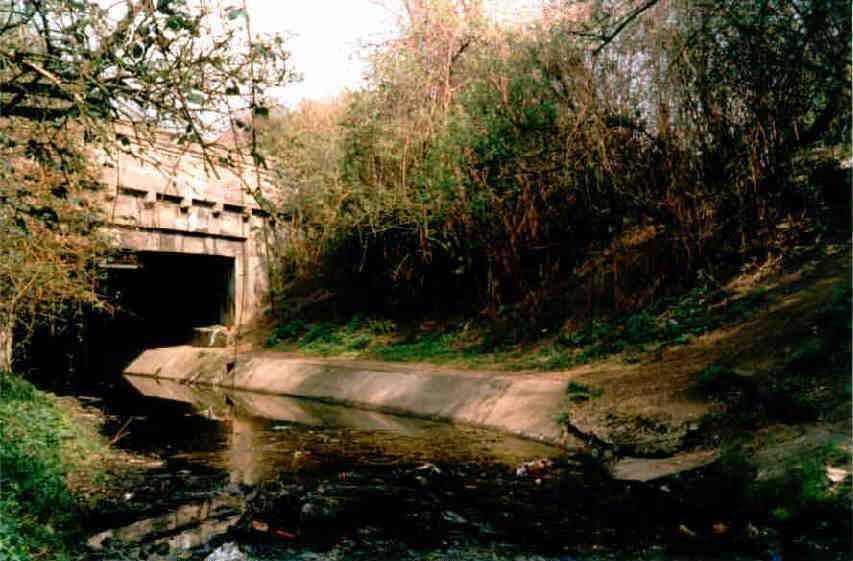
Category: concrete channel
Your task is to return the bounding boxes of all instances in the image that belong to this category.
[124,346,572,445]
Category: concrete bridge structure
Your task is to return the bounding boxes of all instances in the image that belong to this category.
[96,135,273,331]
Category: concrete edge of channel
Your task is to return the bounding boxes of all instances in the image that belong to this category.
[124,345,572,446]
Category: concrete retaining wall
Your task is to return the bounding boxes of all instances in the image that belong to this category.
[123,346,571,445]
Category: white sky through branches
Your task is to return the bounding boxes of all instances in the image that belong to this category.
[244,0,543,107]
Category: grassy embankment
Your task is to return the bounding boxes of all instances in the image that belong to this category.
[692,273,851,533]
[263,248,838,373]
[0,375,115,561]
[264,282,773,369]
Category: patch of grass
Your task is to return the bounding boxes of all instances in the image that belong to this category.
[265,282,778,370]
[0,373,110,561]
[265,319,309,346]
[721,287,770,322]
[764,284,850,423]
[696,364,739,394]
[515,345,578,371]
[566,381,604,402]
[267,317,471,361]
[761,444,850,517]
[700,283,850,426]
[370,331,462,362]
[715,440,850,525]
[551,285,773,367]
[556,382,604,426]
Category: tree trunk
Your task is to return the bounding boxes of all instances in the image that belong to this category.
[0,320,13,373]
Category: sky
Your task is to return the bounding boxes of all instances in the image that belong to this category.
[243,1,543,107]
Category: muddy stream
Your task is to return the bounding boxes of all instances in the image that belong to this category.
[81,375,793,561]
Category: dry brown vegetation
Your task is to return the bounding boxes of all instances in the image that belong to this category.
[259,0,850,331]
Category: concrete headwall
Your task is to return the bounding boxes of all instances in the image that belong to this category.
[95,134,273,325]
[124,347,572,445]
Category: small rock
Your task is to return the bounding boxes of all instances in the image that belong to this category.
[274,528,297,539]
[826,466,848,483]
[301,501,321,520]
[300,499,338,522]
[203,542,247,561]
[712,522,729,535]
[515,458,553,478]
[678,523,697,538]
[745,522,760,539]
[192,325,233,348]
[442,511,468,525]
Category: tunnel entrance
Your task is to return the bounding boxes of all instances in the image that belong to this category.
[91,251,236,372]
[20,251,236,391]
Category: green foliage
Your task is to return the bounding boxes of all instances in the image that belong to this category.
[549,285,771,366]
[566,382,604,403]
[371,331,462,363]
[717,441,851,524]
[267,317,508,367]
[696,364,737,394]
[0,374,82,561]
[556,382,603,426]
[816,284,852,339]
[266,319,309,347]
[267,317,421,358]
[266,280,779,371]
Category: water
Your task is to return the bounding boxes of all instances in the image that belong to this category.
[83,375,805,561]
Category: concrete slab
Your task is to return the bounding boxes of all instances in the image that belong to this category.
[124,346,571,444]
[608,449,719,481]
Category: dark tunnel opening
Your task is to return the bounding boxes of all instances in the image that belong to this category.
[21,251,235,391]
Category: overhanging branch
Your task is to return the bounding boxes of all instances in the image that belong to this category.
[592,0,662,56]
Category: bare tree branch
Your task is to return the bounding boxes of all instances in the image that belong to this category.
[592,0,662,56]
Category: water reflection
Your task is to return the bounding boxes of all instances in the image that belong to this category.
[228,415,267,486]
[122,374,562,472]
[88,494,242,551]
[91,375,566,556]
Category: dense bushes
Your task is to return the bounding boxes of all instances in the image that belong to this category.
[261,0,850,325]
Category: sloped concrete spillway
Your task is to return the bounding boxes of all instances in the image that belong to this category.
[123,346,572,445]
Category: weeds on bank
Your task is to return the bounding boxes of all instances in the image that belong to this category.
[266,284,775,371]
[1,374,80,561]
[556,382,605,426]
[715,439,851,527]
[0,374,112,561]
